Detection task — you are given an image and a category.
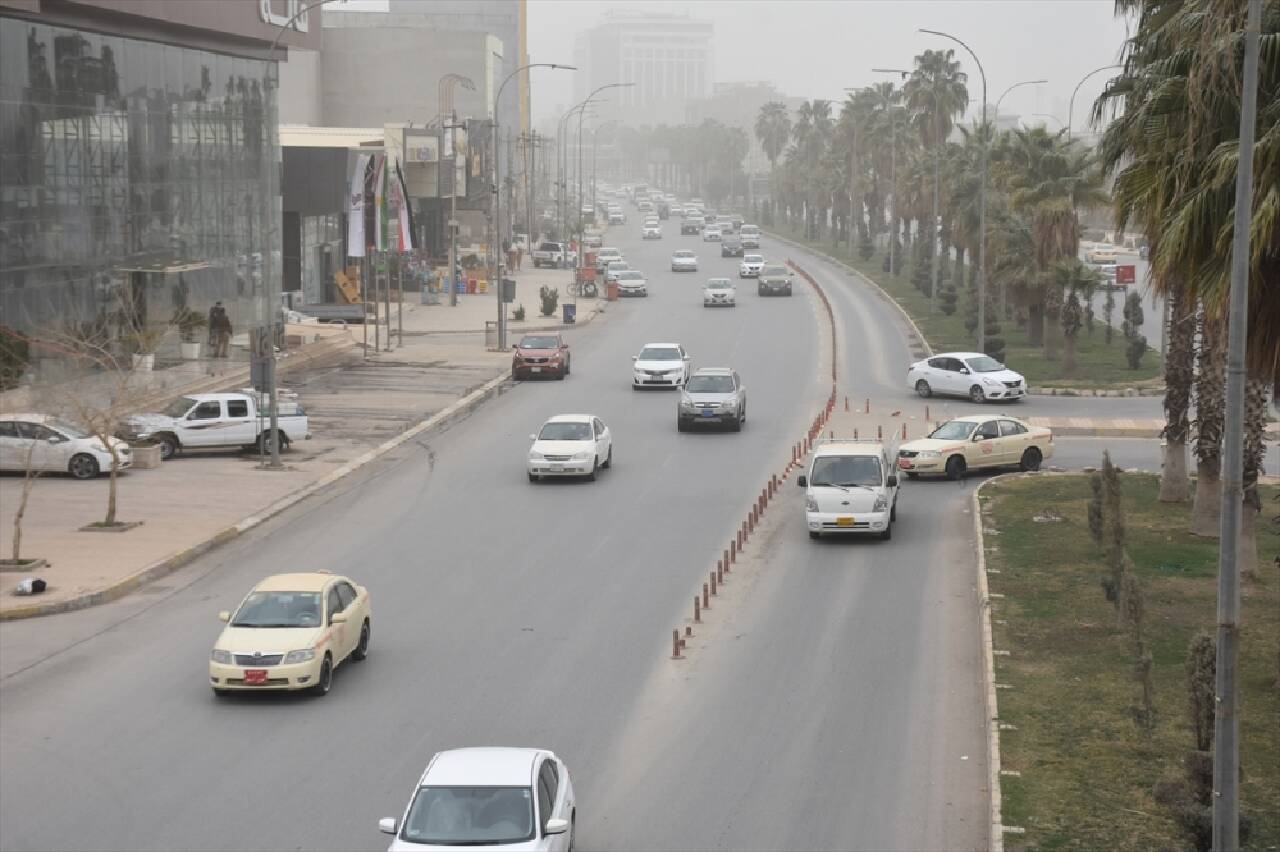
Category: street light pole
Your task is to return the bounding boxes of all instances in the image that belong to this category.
[1067,65,1121,140]
[556,101,589,247]
[493,62,575,350]
[438,74,475,308]
[577,84,634,288]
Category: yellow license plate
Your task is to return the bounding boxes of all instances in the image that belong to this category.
[836,517,855,527]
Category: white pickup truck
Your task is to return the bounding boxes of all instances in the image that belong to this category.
[119,392,310,460]
[531,241,577,269]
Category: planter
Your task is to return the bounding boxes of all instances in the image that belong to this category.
[130,444,163,469]
[0,558,47,573]
[131,353,155,372]
[180,341,202,360]
[79,521,144,533]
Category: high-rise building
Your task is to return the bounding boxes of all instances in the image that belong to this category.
[573,10,713,127]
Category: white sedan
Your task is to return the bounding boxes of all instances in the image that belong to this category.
[702,278,736,307]
[381,748,576,851]
[702,226,722,242]
[0,413,131,479]
[632,342,691,389]
[670,250,698,272]
[739,254,764,278]
[527,414,613,481]
[906,352,1027,403]
[614,269,648,297]
[642,221,662,239]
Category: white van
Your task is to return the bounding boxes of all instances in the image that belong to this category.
[797,439,899,540]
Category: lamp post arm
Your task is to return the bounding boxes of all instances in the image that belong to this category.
[1068,65,1121,139]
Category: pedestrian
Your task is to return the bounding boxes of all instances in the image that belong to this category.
[516,245,524,270]
[508,246,518,270]
[209,301,232,357]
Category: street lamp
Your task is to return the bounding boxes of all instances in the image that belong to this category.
[920,28,988,355]
[439,74,476,308]
[577,84,634,285]
[1032,113,1066,129]
[1067,65,1121,139]
[870,70,909,280]
[493,63,576,350]
[556,100,597,247]
[591,121,619,213]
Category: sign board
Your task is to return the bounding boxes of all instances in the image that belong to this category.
[1116,264,1136,285]
[406,137,439,164]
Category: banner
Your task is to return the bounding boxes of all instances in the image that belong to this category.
[393,160,416,251]
[347,153,370,257]
[373,153,388,252]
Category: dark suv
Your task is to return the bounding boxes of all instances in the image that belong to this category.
[720,235,744,257]
[512,333,570,380]
[757,264,794,297]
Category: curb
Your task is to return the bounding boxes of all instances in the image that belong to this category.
[409,303,606,337]
[763,230,1169,397]
[0,369,511,622]
[973,477,1007,852]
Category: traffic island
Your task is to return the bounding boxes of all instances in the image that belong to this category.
[976,472,1279,849]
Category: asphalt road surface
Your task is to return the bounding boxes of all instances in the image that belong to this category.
[0,218,1167,852]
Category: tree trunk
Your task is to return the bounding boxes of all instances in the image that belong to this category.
[1062,331,1078,374]
[1190,313,1225,537]
[1044,307,1061,360]
[1027,302,1045,346]
[105,444,119,526]
[1240,376,1268,580]
[1159,284,1195,502]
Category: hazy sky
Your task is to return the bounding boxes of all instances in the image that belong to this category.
[525,0,1131,130]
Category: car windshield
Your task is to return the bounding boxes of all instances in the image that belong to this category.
[761,266,788,276]
[744,255,763,263]
[639,347,682,362]
[162,396,198,417]
[518,336,558,350]
[600,248,619,256]
[537,243,559,252]
[930,420,979,440]
[48,418,90,439]
[539,422,592,441]
[705,279,732,289]
[966,356,1004,372]
[617,271,644,280]
[231,591,322,628]
[401,786,534,846]
[810,455,882,487]
[674,251,694,258]
[686,375,735,393]
[607,262,628,270]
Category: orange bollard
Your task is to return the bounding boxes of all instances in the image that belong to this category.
[902,422,908,440]
[864,398,870,414]
[702,583,710,609]
[877,424,883,440]
[673,630,683,659]
[925,404,930,421]
[730,538,737,562]
[724,548,731,573]
[694,596,701,623]
[717,559,724,584]
[845,396,850,411]
[710,571,717,596]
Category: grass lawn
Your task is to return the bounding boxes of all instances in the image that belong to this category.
[766,223,1164,389]
[980,473,1279,850]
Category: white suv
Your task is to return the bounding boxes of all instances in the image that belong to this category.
[797,440,899,541]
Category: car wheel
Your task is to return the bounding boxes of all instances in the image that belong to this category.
[1019,447,1043,472]
[351,620,371,661]
[528,472,539,483]
[906,472,919,480]
[881,525,892,541]
[68,453,100,480]
[212,687,231,698]
[808,530,820,540]
[677,418,687,432]
[945,455,967,481]
[565,357,571,376]
[969,385,986,404]
[157,433,178,460]
[310,654,333,696]
[915,380,932,398]
[258,430,289,455]
[586,458,598,481]
[730,413,742,432]
[890,499,898,522]
[603,446,613,469]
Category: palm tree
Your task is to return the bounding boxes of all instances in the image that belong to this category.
[1047,258,1100,375]
[754,101,791,185]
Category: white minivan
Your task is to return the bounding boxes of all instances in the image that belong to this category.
[797,439,898,540]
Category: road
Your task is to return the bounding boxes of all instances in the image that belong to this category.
[0,219,1165,852]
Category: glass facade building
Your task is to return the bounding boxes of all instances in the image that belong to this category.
[0,15,279,370]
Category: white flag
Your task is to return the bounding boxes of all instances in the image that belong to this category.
[347,153,370,257]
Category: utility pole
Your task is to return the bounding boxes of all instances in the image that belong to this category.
[1214,1,1261,848]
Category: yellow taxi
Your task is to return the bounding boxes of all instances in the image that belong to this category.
[896,414,1053,480]
[209,571,371,697]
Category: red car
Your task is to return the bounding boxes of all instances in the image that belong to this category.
[512,333,571,380]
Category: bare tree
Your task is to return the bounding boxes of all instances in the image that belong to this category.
[5,440,41,565]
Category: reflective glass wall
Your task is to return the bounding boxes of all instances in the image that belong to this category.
[0,16,279,372]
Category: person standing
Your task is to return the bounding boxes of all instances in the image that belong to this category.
[209,301,232,358]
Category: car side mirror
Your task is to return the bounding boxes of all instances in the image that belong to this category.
[47,436,61,444]
[378,818,397,836]
[330,611,348,624]
[960,367,970,374]
[529,434,537,441]
[683,355,691,361]
[218,610,230,622]
[886,475,898,487]
[797,475,807,487]
[631,355,637,361]
[973,433,986,442]
[544,818,569,836]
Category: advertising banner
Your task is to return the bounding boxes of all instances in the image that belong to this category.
[347,153,370,257]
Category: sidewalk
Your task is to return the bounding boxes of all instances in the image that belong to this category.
[0,263,612,619]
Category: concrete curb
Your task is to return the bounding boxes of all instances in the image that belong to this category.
[973,478,1006,852]
[763,231,1169,397]
[0,369,511,622]
[408,302,606,337]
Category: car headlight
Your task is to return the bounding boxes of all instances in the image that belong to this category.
[805,496,818,512]
[528,451,544,461]
[982,377,1001,386]
[572,451,591,461]
[211,649,232,664]
[916,450,941,459]
[284,649,315,664]
[873,495,889,512]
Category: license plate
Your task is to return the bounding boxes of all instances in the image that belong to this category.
[701,410,714,418]
[836,517,855,527]
[243,669,268,685]
[531,366,541,372]
[898,458,912,469]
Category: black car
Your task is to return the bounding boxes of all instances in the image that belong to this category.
[757,264,794,297]
[721,237,744,257]
[680,220,701,235]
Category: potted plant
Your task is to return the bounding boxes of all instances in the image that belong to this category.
[126,326,167,372]
[172,307,206,360]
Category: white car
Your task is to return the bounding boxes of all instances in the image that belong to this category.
[642,222,662,240]
[614,269,648,297]
[702,226,722,242]
[739,254,764,278]
[594,247,623,271]
[632,342,691,389]
[0,413,131,479]
[797,440,899,541]
[605,260,631,283]
[906,352,1026,403]
[670,250,698,272]
[527,414,612,481]
[380,748,576,851]
[740,225,761,248]
[702,278,736,307]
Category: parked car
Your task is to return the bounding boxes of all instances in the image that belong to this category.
[594,247,623,272]
[670,250,698,272]
[379,748,575,851]
[582,229,603,249]
[702,278,736,307]
[614,269,648,297]
[208,571,371,696]
[532,241,572,269]
[527,414,612,481]
[797,440,898,540]
[720,235,744,257]
[757,264,794,296]
[632,342,691,389]
[0,413,131,479]
[906,353,1026,403]
[512,333,570,380]
[605,260,631,282]
[119,392,310,460]
[677,367,745,431]
[897,415,1053,480]
[739,254,765,278]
